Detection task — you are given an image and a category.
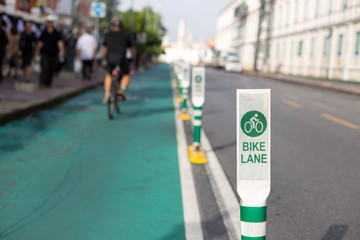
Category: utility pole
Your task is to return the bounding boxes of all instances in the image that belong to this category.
[111,0,118,18]
[254,0,266,72]
[130,0,134,31]
[263,0,275,72]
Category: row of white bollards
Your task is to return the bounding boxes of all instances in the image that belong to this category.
[171,63,271,240]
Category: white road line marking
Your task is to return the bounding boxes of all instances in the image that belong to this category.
[188,107,241,240]
[172,80,204,240]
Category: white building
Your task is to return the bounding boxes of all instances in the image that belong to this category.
[160,20,206,64]
[216,0,360,82]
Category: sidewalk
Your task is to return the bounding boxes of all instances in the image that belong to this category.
[245,71,360,96]
[0,71,103,125]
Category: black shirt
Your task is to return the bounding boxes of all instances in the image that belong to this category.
[0,27,8,51]
[39,29,62,57]
[104,30,133,61]
[20,31,37,53]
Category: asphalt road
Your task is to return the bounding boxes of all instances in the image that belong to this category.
[202,68,360,240]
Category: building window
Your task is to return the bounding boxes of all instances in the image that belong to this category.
[310,37,315,58]
[355,32,360,56]
[279,6,282,28]
[295,0,298,23]
[316,0,320,18]
[323,36,330,58]
[287,2,290,26]
[304,0,308,20]
[328,0,332,14]
[266,44,271,58]
[343,0,348,9]
[337,34,343,57]
[298,40,303,57]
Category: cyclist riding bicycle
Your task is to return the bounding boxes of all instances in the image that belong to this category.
[103,17,135,104]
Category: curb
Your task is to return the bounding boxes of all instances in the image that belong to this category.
[0,80,103,126]
[243,71,360,96]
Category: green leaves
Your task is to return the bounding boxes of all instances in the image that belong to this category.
[119,6,166,57]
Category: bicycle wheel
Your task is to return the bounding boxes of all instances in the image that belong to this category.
[244,121,252,133]
[255,121,264,133]
[108,83,116,119]
[108,95,115,119]
[115,94,121,113]
[114,76,121,114]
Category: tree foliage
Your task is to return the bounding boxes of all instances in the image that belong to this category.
[99,5,166,58]
[120,7,166,57]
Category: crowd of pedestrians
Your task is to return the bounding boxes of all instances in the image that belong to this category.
[0,13,100,88]
[0,12,146,94]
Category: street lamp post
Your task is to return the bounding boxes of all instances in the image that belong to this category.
[130,0,134,31]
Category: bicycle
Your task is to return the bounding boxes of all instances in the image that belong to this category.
[244,114,264,133]
[108,65,122,119]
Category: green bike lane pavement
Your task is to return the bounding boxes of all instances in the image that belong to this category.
[0,64,186,240]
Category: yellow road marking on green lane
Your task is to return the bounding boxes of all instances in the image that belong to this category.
[313,101,337,111]
[282,99,302,108]
[321,113,360,130]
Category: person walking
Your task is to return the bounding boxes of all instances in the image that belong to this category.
[19,21,37,82]
[6,25,20,78]
[35,15,64,87]
[75,25,97,80]
[0,19,8,82]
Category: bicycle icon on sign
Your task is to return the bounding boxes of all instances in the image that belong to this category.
[241,111,267,137]
[244,114,264,133]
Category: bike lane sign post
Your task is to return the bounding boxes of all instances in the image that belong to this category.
[237,89,271,240]
[187,66,207,164]
[179,63,191,121]
[90,2,106,43]
[175,63,183,103]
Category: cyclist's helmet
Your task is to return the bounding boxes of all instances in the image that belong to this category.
[111,17,123,28]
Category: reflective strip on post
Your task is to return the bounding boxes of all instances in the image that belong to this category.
[182,88,189,111]
[193,106,202,144]
[240,206,267,239]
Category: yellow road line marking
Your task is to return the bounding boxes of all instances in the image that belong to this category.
[313,101,337,111]
[321,113,360,129]
[283,94,299,100]
[282,99,302,108]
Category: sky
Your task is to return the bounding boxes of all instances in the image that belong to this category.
[119,0,230,43]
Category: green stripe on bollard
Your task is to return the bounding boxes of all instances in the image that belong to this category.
[194,116,201,120]
[194,106,202,110]
[194,126,201,143]
[240,206,267,222]
[241,236,266,240]
[182,98,187,109]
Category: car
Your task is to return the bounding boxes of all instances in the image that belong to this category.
[225,53,243,73]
